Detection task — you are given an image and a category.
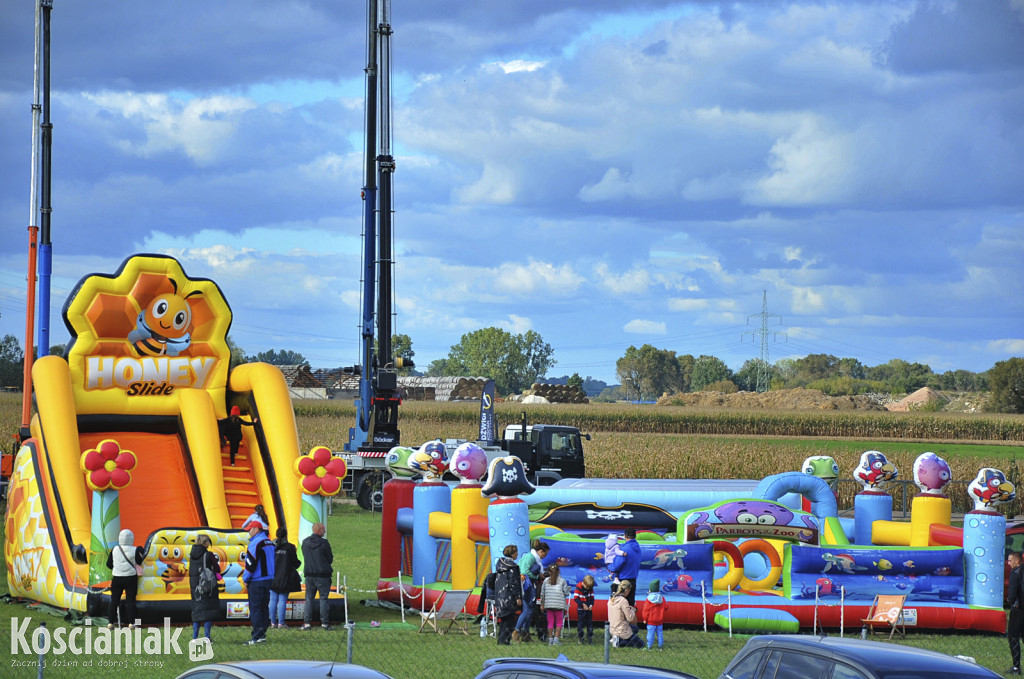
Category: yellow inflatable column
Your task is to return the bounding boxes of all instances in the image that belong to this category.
[228,363,302,538]
[910,494,951,547]
[450,484,490,590]
[32,356,90,559]
[177,388,232,528]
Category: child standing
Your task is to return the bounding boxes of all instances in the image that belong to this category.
[539,564,571,646]
[644,579,666,650]
[573,574,596,644]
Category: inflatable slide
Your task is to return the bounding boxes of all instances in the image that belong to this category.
[4,254,344,622]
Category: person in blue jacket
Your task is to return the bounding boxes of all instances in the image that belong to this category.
[242,520,276,645]
[610,528,641,606]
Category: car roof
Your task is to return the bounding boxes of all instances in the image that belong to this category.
[482,656,699,679]
[177,660,394,679]
[736,635,1000,677]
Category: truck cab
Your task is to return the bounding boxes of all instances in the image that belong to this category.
[501,424,588,486]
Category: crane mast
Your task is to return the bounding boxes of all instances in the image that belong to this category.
[346,0,403,454]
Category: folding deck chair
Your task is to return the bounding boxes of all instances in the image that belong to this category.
[861,594,907,640]
[418,589,472,635]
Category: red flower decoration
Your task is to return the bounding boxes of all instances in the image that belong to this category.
[80,439,137,492]
[294,446,347,496]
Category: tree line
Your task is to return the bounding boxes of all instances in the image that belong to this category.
[613,344,1023,413]
[1,332,1021,413]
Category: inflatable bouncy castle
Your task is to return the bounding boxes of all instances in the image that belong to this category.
[4,254,344,622]
[376,450,1013,634]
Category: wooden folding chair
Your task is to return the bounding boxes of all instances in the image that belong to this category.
[418,589,472,635]
[861,594,907,640]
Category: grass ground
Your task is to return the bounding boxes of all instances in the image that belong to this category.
[0,503,1013,678]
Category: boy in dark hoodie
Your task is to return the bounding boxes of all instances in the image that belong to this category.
[301,522,334,630]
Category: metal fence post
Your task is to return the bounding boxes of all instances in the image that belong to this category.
[346,621,355,664]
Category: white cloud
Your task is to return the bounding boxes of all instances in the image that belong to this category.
[668,298,710,312]
[494,260,584,295]
[623,319,666,334]
[489,60,547,74]
[84,91,256,165]
[791,287,827,313]
[987,339,1024,354]
[747,117,857,205]
[593,262,650,295]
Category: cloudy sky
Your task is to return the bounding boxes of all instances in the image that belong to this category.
[1,0,1022,385]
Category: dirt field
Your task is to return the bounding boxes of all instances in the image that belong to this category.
[655,387,987,413]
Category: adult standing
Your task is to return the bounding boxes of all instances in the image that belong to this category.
[1007,551,1024,675]
[493,544,523,646]
[517,539,549,642]
[607,580,643,648]
[242,520,276,645]
[610,528,641,606]
[270,527,301,629]
[301,522,334,630]
[189,534,221,641]
[105,528,144,629]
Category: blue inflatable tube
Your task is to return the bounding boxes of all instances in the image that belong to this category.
[756,472,837,518]
[528,478,799,515]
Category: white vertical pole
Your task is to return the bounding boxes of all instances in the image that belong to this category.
[727,585,733,638]
[701,581,707,633]
[397,572,406,624]
[343,574,350,626]
[814,583,820,634]
[840,586,846,637]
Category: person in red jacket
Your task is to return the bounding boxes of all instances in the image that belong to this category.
[644,579,665,650]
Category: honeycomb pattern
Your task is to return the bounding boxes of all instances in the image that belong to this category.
[4,445,88,613]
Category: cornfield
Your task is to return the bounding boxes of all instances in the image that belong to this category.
[291,400,1024,443]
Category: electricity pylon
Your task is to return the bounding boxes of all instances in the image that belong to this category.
[742,290,786,393]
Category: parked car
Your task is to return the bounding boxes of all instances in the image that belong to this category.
[174,660,396,679]
[475,655,700,679]
[718,634,1001,679]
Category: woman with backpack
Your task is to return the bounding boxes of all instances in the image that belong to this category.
[189,534,222,641]
[270,527,301,629]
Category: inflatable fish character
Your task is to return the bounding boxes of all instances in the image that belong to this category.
[385,446,419,479]
[481,456,535,498]
[913,452,951,495]
[821,552,867,574]
[853,451,898,491]
[873,558,893,571]
[968,467,1015,510]
[449,441,489,484]
[802,455,840,483]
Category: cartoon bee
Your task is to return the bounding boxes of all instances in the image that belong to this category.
[127,278,201,357]
[155,542,189,593]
